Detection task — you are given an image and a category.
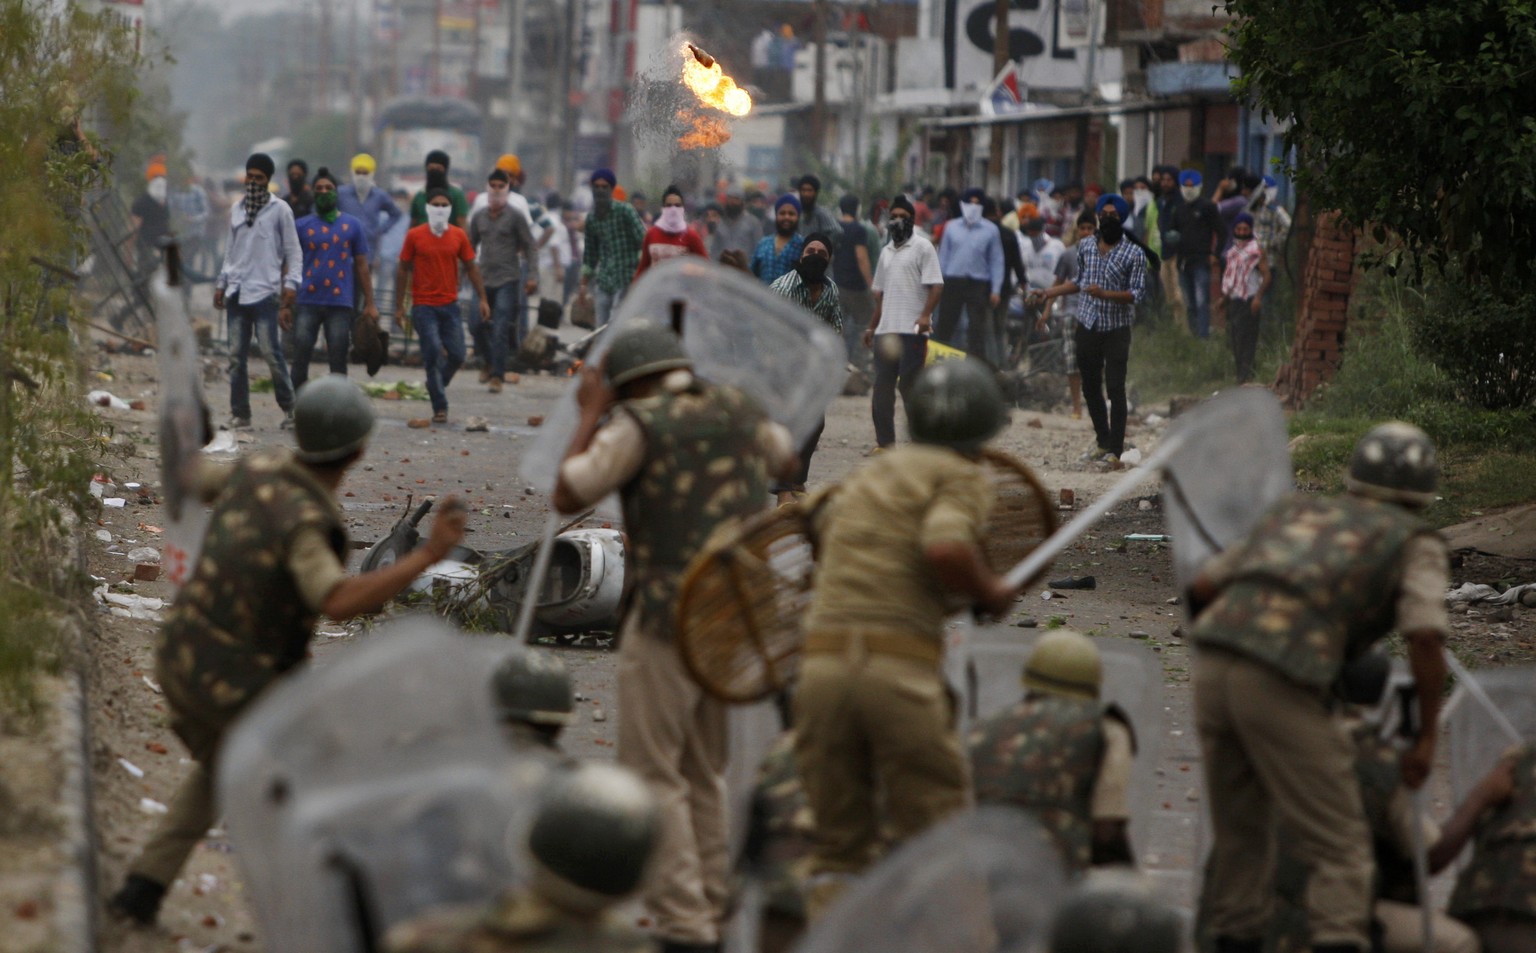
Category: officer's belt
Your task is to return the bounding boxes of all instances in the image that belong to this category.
[802,628,943,666]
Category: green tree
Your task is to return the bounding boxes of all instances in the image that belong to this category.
[0,0,142,709]
[1223,0,1536,284]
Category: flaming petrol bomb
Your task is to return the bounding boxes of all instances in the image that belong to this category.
[680,42,751,118]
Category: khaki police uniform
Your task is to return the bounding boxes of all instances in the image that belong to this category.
[792,443,993,917]
[129,450,348,888]
[1191,493,1449,950]
[558,372,790,947]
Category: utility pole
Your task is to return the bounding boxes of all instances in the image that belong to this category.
[431,0,443,96]
[556,0,578,191]
[348,0,360,155]
[811,0,828,162]
[510,0,528,151]
[987,0,1008,191]
[1075,0,1100,181]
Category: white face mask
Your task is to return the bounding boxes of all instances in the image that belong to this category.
[1133,187,1152,214]
[147,177,168,202]
[1181,185,1202,202]
[657,205,687,233]
[1264,186,1279,204]
[961,201,983,225]
[487,187,509,209]
[353,173,373,197]
[426,204,452,235]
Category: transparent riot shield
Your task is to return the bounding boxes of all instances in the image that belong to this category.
[218,618,557,953]
[155,273,211,587]
[518,257,848,492]
[1445,663,1536,804]
[792,806,1069,953]
[960,624,1166,873]
[1160,388,1293,595]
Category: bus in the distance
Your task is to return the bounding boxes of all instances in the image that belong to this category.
[375,97,484,193]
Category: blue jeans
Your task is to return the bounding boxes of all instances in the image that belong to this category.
[412,303,466,413]
[594,282,628,327]
[227,293,294,419]
[291,304,353,392]
[1179,260,1213,338]
[469,283,521,378]
[871,333,928,448]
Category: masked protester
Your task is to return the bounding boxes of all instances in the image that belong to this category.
[409,150,468,227]
[749,194,806,285]
[131,157,174,273]
[290,167,379,391]
[284,159,314,217]
[578,168,646,326]
[862,196,942,449]
[768,233,843,505]
[934,187,1005,364]
[1166,171,1224,338]
[337,153,404,273]
[1219,212,1271,384]
[1028,193,1147,464]
[794,174,841,248]
[467,168,538,392]
[634,185,708,279]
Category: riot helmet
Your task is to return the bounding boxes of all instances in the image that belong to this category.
[1023,630,1103,701]
[906,359,1010,453]
[1345,421,1438,508]
[604,324,692,389]
[293,376,375,464]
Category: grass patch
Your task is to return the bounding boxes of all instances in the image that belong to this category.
[0,582,67,718]
[1128,310,1294,406]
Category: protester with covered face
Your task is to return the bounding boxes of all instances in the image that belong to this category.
[795,174,841,248]
[283,158,314,218]
[467,168,537,392]
[409,149,468,228]
[864,196,941,449]
[1152,165,1186,323]
[1040,211,1099,421]
[769,232,843,505]
[1167,170,1224,339]
[708,185,763,266]
[578,168,646,326]
[750,194,806,285]
[934,187,1005,364]
[290,167,377,391]
[634,185,708,279]
[337,153,403,270]
[1252,175,1292,261]
[1220,212,1271,384]
[131,156,174,275]
[396,189,490,423]
[1028,193,1146,464]
[215,153,303,430]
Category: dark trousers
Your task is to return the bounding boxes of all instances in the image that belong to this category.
[772,417,826,493]
[290,304,353,392]
[871,334,927,448]
[933,277,993,360]
[1227,296,1260,383]
[1075,324,1131,455]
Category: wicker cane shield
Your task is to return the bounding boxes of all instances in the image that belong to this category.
[976,449,1058,584]
[678,451,1056,703]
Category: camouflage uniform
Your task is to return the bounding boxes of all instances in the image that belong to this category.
[1191,493,1445,951]
[130,449,346,888]
[747,734,816,920]
[967,695,1131,873]
[1450,744,1536,953]
[574,378,774,946]
[384,887,656,953]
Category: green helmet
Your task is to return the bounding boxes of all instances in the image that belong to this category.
[1023,630,1102,701]
[491,650,575,727]
[292,376,375,464]
[527,763,659,901]
[1346,421,1438,508]
[1048,873,1183,953]
[604,324,692,388]
[906,359,1009,452]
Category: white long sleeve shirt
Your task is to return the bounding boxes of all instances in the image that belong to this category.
[217,197,302,303]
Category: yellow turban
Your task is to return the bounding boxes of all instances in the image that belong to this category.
[496,153,522,176]
[351,153,377,174]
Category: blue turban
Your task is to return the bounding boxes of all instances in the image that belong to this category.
[775,193,802,213]
[1032,177,1054,194]
[1179,170,1202,188]
[1234,211,1256,229]
[590,168,617,187]
[1262,174,1279,189]
[1096,193,1131,219]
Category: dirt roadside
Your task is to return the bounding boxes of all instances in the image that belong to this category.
[10,332,1528,951]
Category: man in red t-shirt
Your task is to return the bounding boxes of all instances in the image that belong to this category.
[396,189,489,423]
[633,185,707,279]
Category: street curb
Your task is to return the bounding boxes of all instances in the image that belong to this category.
[53,668,99,953]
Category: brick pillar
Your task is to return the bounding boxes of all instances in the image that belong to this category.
[1274,213,1356,407]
